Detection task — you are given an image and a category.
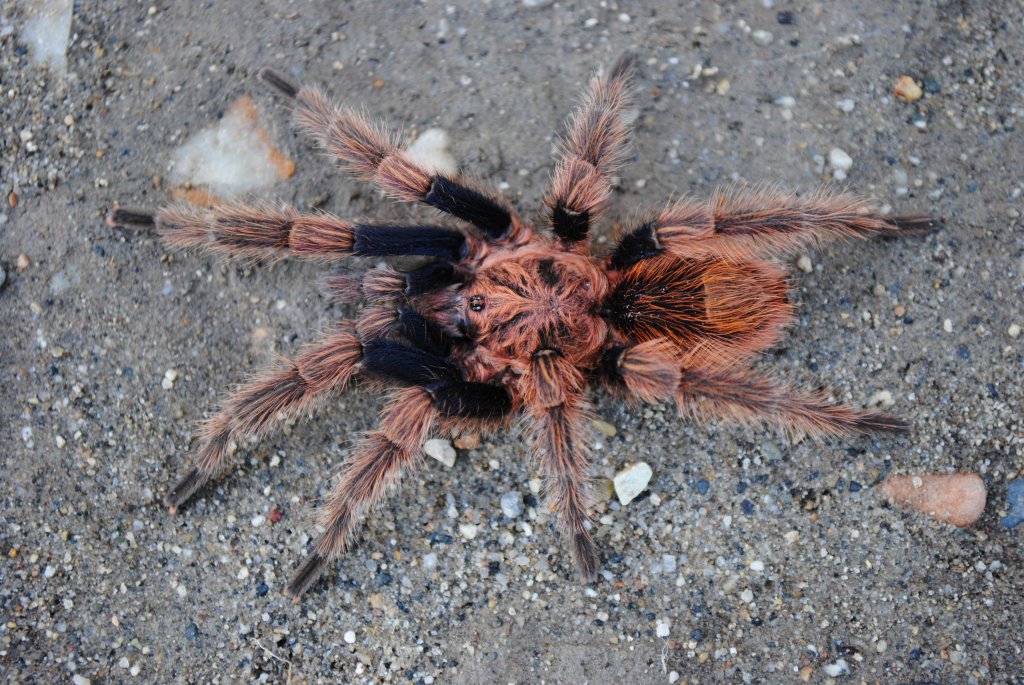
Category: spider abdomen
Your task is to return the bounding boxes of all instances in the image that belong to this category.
[606,253,793,368]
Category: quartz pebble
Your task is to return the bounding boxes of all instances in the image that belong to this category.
[829,148,853,177]
[499,491,524,518]
[867,390,894,409]
[343,630,356,644]
[1008,323,1021,339]
[424,439,457,467]
[655,618,671,637]
[458,523,478,540]
[613,462,653,505]
[823,659,850,677]
[877,473,986,527]
[894,75,924,101]
[836,98,856,113]
[751,30,774,46]
[796,254,812,273]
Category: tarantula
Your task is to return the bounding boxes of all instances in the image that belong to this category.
[112,55,936,600]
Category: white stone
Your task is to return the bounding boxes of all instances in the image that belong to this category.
[458,523,478,539]
[613,462,653,505]
[499,491,524,518]
[823,659,850,677]
[943,318,954,333]
[655,618,671,638]
[406,128,458,176]
[829,148,853,172]
[1008,323,1021,338]
[796,254,813,273]
[344,630,356,644]
[19,0,73,73]
[424,439,457,467]
[836,98,856,113]
[73,675,92,685]
[750,560,765,572]
[751,29,774,46]
[867,390,895,409]
[170,97,292,198]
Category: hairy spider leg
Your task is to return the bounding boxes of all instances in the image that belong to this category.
[287,346,513,599]
[321,261,463,304]
[675,366,908,438]
[523,347,599,581]
[258,68,527,245]
[612,186,940,266]
[110,203,469,262]
[545,53,636,249]
[163,325,363,512]
[600,339,906,438]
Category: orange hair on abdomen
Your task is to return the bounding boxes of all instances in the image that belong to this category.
[606,254,792,369]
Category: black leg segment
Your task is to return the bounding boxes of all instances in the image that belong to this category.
[427,381,513,420]
[423,175,512,240]
[352,224,466,259]
[361,340,458,386]
[610,221,661,270]
[393,307,452,357]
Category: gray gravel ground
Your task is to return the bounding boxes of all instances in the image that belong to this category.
[2,1,1023,683]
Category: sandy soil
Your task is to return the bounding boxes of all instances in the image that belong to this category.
[2,1,1022,683]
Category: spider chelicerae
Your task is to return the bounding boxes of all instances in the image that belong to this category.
[112,55,937,600]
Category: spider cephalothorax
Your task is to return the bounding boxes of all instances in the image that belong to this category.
[112,55,937,600]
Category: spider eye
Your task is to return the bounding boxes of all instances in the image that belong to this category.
[469,295,485,312]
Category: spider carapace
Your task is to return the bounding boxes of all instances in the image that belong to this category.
[112,54,937,600]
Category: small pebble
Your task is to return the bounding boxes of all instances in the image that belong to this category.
[751,29,774,46]
[72,676,91,685]
[894,75,923,101]
[453,434,481,449]
[867,390,894,409]
[17,253,30,271]
[877,472,986,527]
[943,318,953,333]
[344,630,356,644]
[655,618,671,638]
[424,438,457,467]
[613,462,653,505]
[1008,323,1021,338]
[829,148,853,172]
[1001,480,1024,529]
[836,98,856,113]
[458,523,478,540]
[592,419,617,437]
[823,659,850,677]
[796,254,813,273]
[499,491,524,518]
[749,560,764,572]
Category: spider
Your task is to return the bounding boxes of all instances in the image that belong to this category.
[111,55,937,600]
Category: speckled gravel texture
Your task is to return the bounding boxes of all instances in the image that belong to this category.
[2,2,1023,683]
